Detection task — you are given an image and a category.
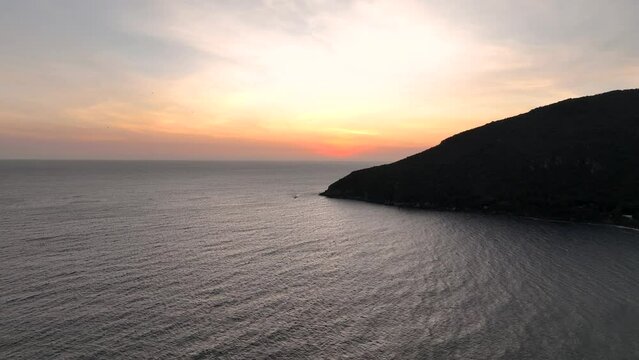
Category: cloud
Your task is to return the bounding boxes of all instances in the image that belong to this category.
[1,0,637,160]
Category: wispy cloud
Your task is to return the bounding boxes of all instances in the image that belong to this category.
[1,0,637,160]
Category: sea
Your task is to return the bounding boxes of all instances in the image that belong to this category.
[1,160,638,359]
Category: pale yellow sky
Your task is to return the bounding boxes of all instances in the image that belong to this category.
[1,0,638,160]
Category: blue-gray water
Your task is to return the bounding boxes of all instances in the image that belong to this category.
[1,160,638,359]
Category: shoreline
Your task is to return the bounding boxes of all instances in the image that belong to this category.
[320,193,639,232]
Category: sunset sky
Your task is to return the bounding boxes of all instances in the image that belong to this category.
[1,0,638,160]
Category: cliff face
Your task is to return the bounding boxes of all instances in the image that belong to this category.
[321,89,639,227]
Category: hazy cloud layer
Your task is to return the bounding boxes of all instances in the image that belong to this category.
[1,0,637,160]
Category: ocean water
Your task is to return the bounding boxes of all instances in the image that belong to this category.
[1,160,638,359]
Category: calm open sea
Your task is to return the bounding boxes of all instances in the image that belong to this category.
[1,160,638,359]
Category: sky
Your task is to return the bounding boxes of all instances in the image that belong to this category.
[1,0,638,161]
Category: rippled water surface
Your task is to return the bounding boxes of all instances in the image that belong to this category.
[1,160,638,359]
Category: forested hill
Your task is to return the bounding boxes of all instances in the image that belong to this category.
[321,89,639,228]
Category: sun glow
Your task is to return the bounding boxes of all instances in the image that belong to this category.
[132,0,477,156]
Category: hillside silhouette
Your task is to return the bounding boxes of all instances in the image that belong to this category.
[322,89,639,227]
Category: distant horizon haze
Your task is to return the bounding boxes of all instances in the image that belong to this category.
[3,89,637,162]
[0,158,383,164]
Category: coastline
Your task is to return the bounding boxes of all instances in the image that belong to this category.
[320,192,639,231]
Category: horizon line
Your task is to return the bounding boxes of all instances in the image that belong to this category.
[0,158,385,163]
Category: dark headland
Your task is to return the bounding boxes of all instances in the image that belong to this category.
[321,89,639,228]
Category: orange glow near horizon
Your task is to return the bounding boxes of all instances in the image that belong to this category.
[312,146,367,159]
